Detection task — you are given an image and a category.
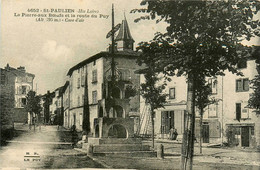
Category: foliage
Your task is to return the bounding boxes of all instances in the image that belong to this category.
[132,1,259,79]
[248,47,260,113]
[194,77,212,114]
[136,44,167,111]
[133,0,259,168]
[125,85,137,99]
[42,91,53,123]
[225,126,239,147]
[25,90,42,115]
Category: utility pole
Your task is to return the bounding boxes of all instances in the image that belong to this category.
[111,4,116,85]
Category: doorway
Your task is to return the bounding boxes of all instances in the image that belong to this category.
[108,124,127,138]
[241,126,250,147]
[95,125,99,138]
[202,123,209,143]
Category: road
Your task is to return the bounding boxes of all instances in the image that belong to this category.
[1,124,259,169]
[0,124,103,169]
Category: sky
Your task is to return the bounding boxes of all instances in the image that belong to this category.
[1,0,167,94]
[1,0,259,95]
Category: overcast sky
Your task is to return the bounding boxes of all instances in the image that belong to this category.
[1,0,259,95]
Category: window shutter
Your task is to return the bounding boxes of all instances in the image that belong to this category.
[236,80,242,92]
[243,79,249,91]
[236,103,241,121]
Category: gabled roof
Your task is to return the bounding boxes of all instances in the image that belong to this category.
[66,50,141,76]
[115,17,135,42]
[61,81,69,94]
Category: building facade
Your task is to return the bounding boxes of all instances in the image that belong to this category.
[63,17,142,135]
[144,55,259,148]
[0,64,35,123]
[49,87,63,125]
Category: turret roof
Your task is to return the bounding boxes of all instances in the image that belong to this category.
[115,16,134,42]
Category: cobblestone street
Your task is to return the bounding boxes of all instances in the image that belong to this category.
[0,124,103,169]
[1,124,260,169]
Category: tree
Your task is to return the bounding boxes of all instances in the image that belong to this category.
[42,91,53,124]
[194,77,221,154]
[136,45,168,148]
[25,90,42,131]
[132,1,259,169]
[248,46,260,114]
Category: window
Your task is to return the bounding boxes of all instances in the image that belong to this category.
[237,59,247,69]
[93,60,96,66]
[236,78,249,92]
[236,103,241,121]
[1,73,5,85]
[92,70,97,83]
[120,69,130,81]
[81,67,85,87]
[26,76,32,83]
[169,88,176,99]
[79,113,83,126]
[208,78,217,94]
[81,75,85,87]
[77,78,80,88]
[78,96,80,106]
[92,91,97,104]
[21,86,27,94]
[21,98,27,107]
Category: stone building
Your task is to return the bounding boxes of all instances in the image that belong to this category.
[0,64,34,123]
[140,47,259,148]
[49,87,63,125]
[62,81,70,128]
[64,17,142,136]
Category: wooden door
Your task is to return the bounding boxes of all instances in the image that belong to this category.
[241,126,250,147]
[202,124,209,143]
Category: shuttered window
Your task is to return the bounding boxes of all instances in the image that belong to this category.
[92,70,97,83]
[236,103,241,121]
[236,78,249,92]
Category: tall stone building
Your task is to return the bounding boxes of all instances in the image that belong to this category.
[63,17,142,137]
[0,64,35,123]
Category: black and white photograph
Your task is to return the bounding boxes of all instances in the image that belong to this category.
[0,0,260,169]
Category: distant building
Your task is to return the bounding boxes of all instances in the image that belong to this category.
[0,64,35,123]
[62,81,70,128]
[49,87,63,125]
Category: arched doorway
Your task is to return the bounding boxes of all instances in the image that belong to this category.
[114,105,124,118]
[95,125,99,138]
[112,86,121,99]
[108,124,127,138]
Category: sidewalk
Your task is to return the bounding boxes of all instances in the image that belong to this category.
[79,138,260,169]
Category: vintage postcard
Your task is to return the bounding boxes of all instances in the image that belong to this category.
[1,0,259,169]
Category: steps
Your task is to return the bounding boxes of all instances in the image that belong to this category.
[93,144,150,152]
[82,137,156,157]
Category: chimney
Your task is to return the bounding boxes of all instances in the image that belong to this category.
[17,66,26,72]
[5,63,10,70]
